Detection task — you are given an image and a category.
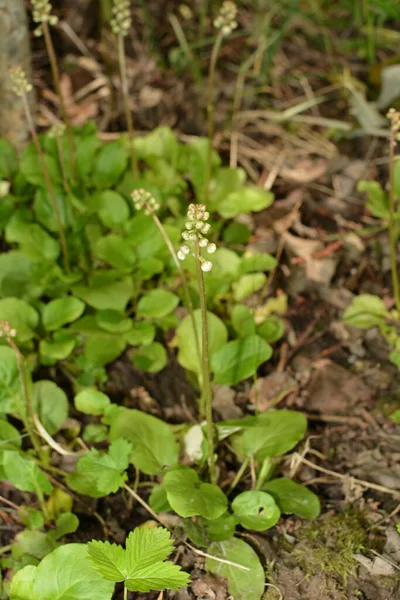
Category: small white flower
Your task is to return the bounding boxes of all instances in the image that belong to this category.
[177,250,186,261]
[199,238,208,248]
[0,181,11,198]
[201,261,213,272]
[207,243,216,254]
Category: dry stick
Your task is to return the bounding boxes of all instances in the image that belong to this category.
[42,22,76,178]
[123,484,249,571]
[21,93,71,272]
[205,29,224,205]
[118,34,138,177]
[194,239,216,484]
[388,125,400,311]
[145,203,201,367]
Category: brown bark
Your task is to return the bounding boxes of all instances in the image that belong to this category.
[0,0,33,149]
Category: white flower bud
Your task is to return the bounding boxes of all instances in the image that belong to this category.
[201,261,213,272]
[199,238,208,248]
[181,244,190,255]
[177,250,186,261]
[207,243,216,254]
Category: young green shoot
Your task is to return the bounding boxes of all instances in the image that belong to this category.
[111,0,138,177]
[31,0,76,177]
[131,189,201,365]
[10,67,70,273]
[0,322,43,460]
[387,108,400,312]
[205,1,238,203]
[177,204,217,483]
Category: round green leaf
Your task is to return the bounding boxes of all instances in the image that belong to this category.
[0,419,22,450]
[211,335,272,386]
[94,235,136,270]
[6,218,60,263]
[343,294,388,328]
[95,310,133,333]
[177,310,228,378]
[124,321,155,346]
[131,342,167,373]
[262,477,321,519]
[94,190,130,228]
[231,305,256,337]
[137,290,179,319]
[84,335,126,366]
[256,315,285,343]
[232,490,280,531]
[233,273,267,302]
[164,467,228,520]
[218,185,274,219]
[42,297,85,331]
[74,388,111,416]
[39,338,76,365]
[72,276,134,311]
[0,346,21,413]
[206,538,265,600]
[0,297,39,343]
[32,381,68,435]
[240,253,277,274]
[83,424,109,443]
[93,142,129,190]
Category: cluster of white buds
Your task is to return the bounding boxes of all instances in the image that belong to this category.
[178,204,216,272]
[131,188,160,214]
[9,67,33,97]
[387,108,400,142]
[214,1,238,36]
[48,122,66,139]
[0,321,17,340]
[31,0,58,37]
[111,0,132,37]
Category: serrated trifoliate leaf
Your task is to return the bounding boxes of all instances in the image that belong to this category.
[67,439,132,497]
[177,310,228,378]
[164,467,228,520]
[0,346,22,413]
[3,451,52,495]
[343,294,388,329]
[262,478,321,519]
[108,408,178,475]
[231,305,256,337]
[137,290,179,319]
[211,335,272,386]
[88,527,189,593]
[239,253,277,274]
[94,235,136,270]
[0,297,39,343]
[218,185,274,219]
[42,297,85,331]
[131,342,167,373]
[231,410,307,460]
[233,273,267,302]
[206,538,264,600]
[74,388,111,415]
[232,490,280,531]
[32,380,68,434]
[11,544,114,600]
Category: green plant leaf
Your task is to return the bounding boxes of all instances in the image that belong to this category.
[96,310,132,333]
[256,315,285,343]
[357,180,389,219]
[0,346,22,413]
[0,297,39,343]
[6,218,60,263]
[108,408,179,475]
[0,139,18,179]
[343,294,389,328]
[3,451,52,495]
[20,144,62,187]
[211,335,272,386]
[11,529,58,561]
[230,409,307,460]
[74,388,111,415]
[218,186,274,219]
[39,337,76,365]
[50,512,80,540]
[34,188,71,232]
[233,273,267,302]
[32,380,68,435]
[0,419,22,451]
[131,342,167,373]
[95,190,130,229]
[10,544,114,600]
[231,305,256,337]
[42,297,85,331]
[83,424,109,443]
[164,467,228,520]
[94,235,136,270]
[72,276,134,311]
[93,142,129,189]
[240,253,277,274]
[136,256,164,280]
[84,335,126,366]
[185,514,236,546]
[223,221,251,245]
[177,310,228,378]
[231,490,280,531]
[124,321,155,345]
[209,167,246,212]
[262,478,321,519]
[137,290,179,319]
[206,538,264,600]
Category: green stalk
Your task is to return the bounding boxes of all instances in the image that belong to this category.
[227,458,249,494]
[194,239,216,484]
[21,93,71,273]
[124,587,128,600]
[42,22,76,178]
[389,126,400,311]
[145,203,201,366]
[205,29,224,205]
[118,34,138,177]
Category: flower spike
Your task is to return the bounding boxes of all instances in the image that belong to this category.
[111,0,132,37]
[214,1,238,36]
[178,204,216,272]
[9,67,33,97]
[31,0,58,37]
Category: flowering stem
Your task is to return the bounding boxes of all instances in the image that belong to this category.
[194,238,216,484]
[118,33,138,177]
[21,93,71,273]
[205,29,224,205]
[145,204,201,364]
[389,126,400,312]
[42,22,76,179]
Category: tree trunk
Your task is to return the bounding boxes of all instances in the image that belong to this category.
[0,0,33,149]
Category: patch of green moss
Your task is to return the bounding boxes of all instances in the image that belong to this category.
[292,512,368,583]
